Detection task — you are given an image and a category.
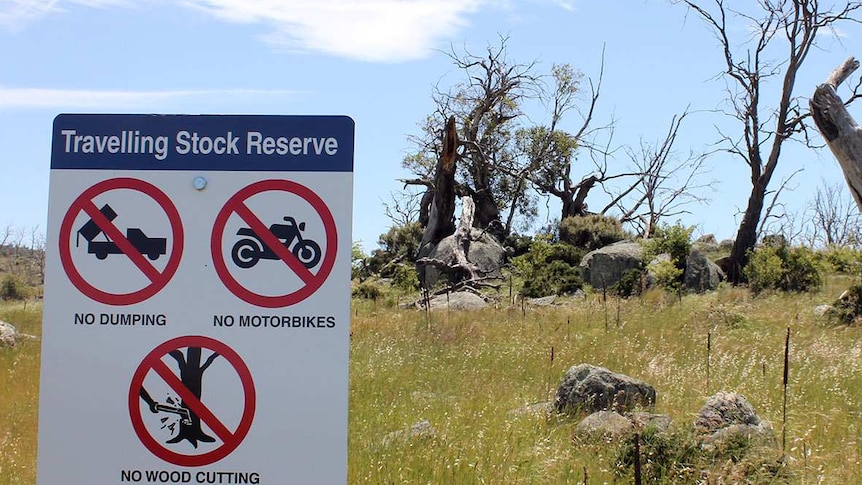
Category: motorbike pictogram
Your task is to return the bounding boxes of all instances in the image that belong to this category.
[230,216,322,269]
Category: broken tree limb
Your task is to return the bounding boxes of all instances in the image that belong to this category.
[419,116,459,249]
[826,57,860,89]
[453,195,481,280]
[810,56,862,210]
[415,195,483,283]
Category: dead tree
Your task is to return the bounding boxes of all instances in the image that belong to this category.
[808,181,862,247]
[810,57,862,211]
[413,117,505,290]
[613,110,711,238]
[414,116,459,284]
[418,116,459,251]
[681,0,862,283]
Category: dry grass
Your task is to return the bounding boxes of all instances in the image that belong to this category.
[2,277,862,483]
[0,301,41,485]
[349,280,862,484]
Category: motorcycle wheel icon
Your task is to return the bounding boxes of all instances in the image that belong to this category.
[231,238,263,269]
[292,240,322,268]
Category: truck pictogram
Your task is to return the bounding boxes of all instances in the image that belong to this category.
[76,204,167,261]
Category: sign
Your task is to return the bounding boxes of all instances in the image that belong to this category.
[129,336,255,467]
[211,179,337,307]
[59,177,184,305]
[37,115,354,484]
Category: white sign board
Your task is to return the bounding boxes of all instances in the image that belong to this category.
[37,114,354,484]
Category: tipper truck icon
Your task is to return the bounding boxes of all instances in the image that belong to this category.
[77,204,167,261]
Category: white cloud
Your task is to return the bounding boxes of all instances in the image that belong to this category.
[0,87,300,109]
[1,0,491,61]
[0,0,57,29]
[184,0,484,62]
[548,0,576,12]
[0,0,135,28]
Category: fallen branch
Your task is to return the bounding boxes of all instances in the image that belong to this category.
[412,276,502,309]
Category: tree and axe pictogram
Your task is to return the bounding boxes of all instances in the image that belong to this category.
[138,347,219,448]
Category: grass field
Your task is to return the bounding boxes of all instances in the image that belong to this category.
[0,301,41,485]
[3,277,862,483]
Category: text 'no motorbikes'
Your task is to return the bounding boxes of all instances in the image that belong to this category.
[211,179,337,308]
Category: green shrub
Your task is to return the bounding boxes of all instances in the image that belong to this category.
[783,246,824,292]
[0,274,29,301]
[391,264,419,292]
[744,245,823,294]
[546,242,585,267]
[648,259,684,292]
[365,222,423,276]
[830,284,862,324]
[641,223,694,291]
[822,245,862,274]
[503,233,533,258]
[352,281,384,300]
[559,214,627,251]
[613,267,646,298]
[351,242,369,280]
[614,426,700,483]
[520,260,583,298]
[642,223,694,270]
[512,238,584,297]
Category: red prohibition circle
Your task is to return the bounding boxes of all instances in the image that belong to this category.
[211,179,337,308]
[59,178,183,305]
[128,335,256,467]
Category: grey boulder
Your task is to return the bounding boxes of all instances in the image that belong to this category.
[555,364,656,415]
[579,241,643,289]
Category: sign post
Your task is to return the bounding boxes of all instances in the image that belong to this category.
[37,115,354,484]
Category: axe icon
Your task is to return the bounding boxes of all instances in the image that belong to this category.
[139,387,192,425]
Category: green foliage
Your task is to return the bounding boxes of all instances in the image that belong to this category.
[783,246,824,292]
[520,260,583,298]
[614,427,701,483]
[640,223,694,292]
[613,268,646,298]
[558,215,627,251]
[744,250,784,293]
[352,281,384,300]
[744,245,824,294]
[613,425,783,484]
[822,245,862,274]
[0,274,29,301]
[512,238,584,297]
[351,242,369,280]
[642,223,694,270]
[391,264,420,293]
[378,222,423,259]
[503,233,533,258]
[366,222,423,277]
[648,259,684,292]
[829,284,862,325]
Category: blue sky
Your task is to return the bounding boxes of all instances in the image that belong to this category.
[1,0,860,251]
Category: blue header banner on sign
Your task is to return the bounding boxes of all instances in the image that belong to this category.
[52,114,354,172]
